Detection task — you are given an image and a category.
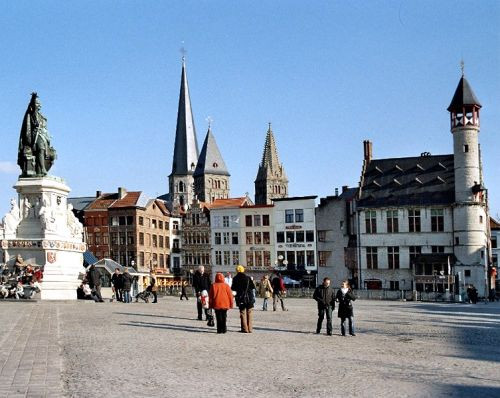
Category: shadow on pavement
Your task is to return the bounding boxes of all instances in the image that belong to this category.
[114,312,196,322]
[437,383,500,398]
[120,320,214,333]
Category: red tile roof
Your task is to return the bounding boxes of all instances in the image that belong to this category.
[209,197,250,209]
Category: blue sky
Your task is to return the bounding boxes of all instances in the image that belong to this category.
[0,1,499,217]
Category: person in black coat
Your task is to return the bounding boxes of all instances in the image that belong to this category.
[87,264,104,302]
[121,269,134,303]
[336,280,356,336]
[313,277,336,336]
[192,266,212,320]
[111,268,123,302]
[231,265,256,333]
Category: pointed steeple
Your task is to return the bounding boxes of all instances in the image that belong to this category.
[447,76,481,112]
[170,59,199,176]
[193,127,230,177]
[254,123,288,205]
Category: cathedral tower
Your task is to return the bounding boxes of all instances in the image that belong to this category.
[254,123,288,205]
[168,58,199,208]
[448,72,489,287]
[193,125,230,203]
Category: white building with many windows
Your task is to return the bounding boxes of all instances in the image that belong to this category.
[273,196,318,285]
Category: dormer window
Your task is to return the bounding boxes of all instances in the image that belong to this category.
[213,162,218,168]
[190,162,196,171]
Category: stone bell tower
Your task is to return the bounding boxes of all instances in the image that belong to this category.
[448,70,489,295]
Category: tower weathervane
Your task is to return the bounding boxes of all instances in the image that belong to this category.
[180,41,187,62]
[460,59,465,77]
[206,116,213,129]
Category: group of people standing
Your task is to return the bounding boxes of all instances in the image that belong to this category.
[313,278,356,336]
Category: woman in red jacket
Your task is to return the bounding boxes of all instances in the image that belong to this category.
[209,273,234,334]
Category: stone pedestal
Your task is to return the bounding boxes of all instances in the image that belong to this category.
[1,176,86,300]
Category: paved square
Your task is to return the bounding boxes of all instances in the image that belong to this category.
[0,298,499,397]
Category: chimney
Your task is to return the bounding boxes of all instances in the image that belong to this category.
[363,140,373,162]
[335,188,339,196]
[342,185,348,193]
[118,187,127,199]
[96,190,102,198]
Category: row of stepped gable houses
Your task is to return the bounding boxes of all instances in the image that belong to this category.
[68,59,498,298]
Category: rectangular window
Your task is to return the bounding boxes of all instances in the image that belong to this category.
[119,216,126,226]
[263,231,270,244]
[230,215,238,226]
[306,230,314,242]
[479,215,483,224]
[276,232,285,243]
[254,232,262,244]
[306,250,315,266]
[319,251,329,267]
[254,215,261,227]
[172,221,179,230]
[246,232,253,244]
[152,235,157,247]
[365,211,377,233]
[255,251,263,267]
[111,217,119,226]
[223,216,229,228]
[409,246,421,269]
[409,209,421,232]
[295,209,304,222]
[173,238,179,249]
[139,233,144,245]
[262,214,270,226]
[286,231,295,243]
[87,218,94,227]
[87,233,94,245]
[93,218,99,226]
[464,269,471,277]
[455,237,460,245]
[215,251,222,265]
[431,209,444,232]
[366,247,378,269]
[159,254,164,268]
[224,251,231,265]
[318,231,326,242]
[492,237,497,249]
[102,233,109,244]
[232,251,239,265]
[139,217,144,226]
[215,232,222,245]
[463,144,469,153]
[388,246,400,269]
[165,236,169,247]
[387,210,399,233]
[127,234,134,245]
[159,235,164,248]
[431,246,445,253]
[296,251,305,267]
[119,232,126,245]
[287,251,295,266]
[246,251,254,267]
[296,231,304,242]
[95,233,101,245]
[285,209,294,223]
[223,232,230,245]
[232,232,239,245]
[152,219,157,229]
[245,215,252,227]
[159,220,163,229]
[127,216,134,226]
[389,281,400,291]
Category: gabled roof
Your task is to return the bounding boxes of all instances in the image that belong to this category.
[68,197,95,212]
[193,127,230,177]
[109,192,142,208]
[358,154,455,208]
[210,197,253,209]
[170,60,199,176]
[447,76,481,111]
[491,217,500,230]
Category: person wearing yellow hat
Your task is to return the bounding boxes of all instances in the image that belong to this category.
[231,265,256,333]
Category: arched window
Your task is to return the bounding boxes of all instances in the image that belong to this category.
[178,181,185,193]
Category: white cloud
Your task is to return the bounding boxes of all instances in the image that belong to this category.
[0,161,19,174]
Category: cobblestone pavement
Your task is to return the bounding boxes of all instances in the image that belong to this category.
[0,298,499,398]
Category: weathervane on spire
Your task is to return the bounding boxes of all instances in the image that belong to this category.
[268,122,272,131]
[206,116,213,129]
[180,41,187,62]
[460,59,465,77]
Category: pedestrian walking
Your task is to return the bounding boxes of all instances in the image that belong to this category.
[231,265,256,333]
[313,277,336,335]
[209,273,234,334]
[87,264,104,302]
[180,281,189,300]
[271,273,287,311]
[148,274,158,303]
[336,280,356,336]
[259,275,273,311]
[111,268,123,302]
[193,266,212,320]
[121,269,134,303]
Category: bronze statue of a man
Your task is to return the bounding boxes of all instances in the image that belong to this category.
[17,92,57,177]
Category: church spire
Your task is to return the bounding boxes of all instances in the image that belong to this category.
[170,59,199,176]
[254,123,288,205]
[168,58,200,208]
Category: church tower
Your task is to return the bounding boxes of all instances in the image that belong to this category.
[448,71,489,292]
[254,123,288,205]
[168,58,199,208]
[193,125,230,203]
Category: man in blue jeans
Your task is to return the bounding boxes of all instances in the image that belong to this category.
[313,277,336,336]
